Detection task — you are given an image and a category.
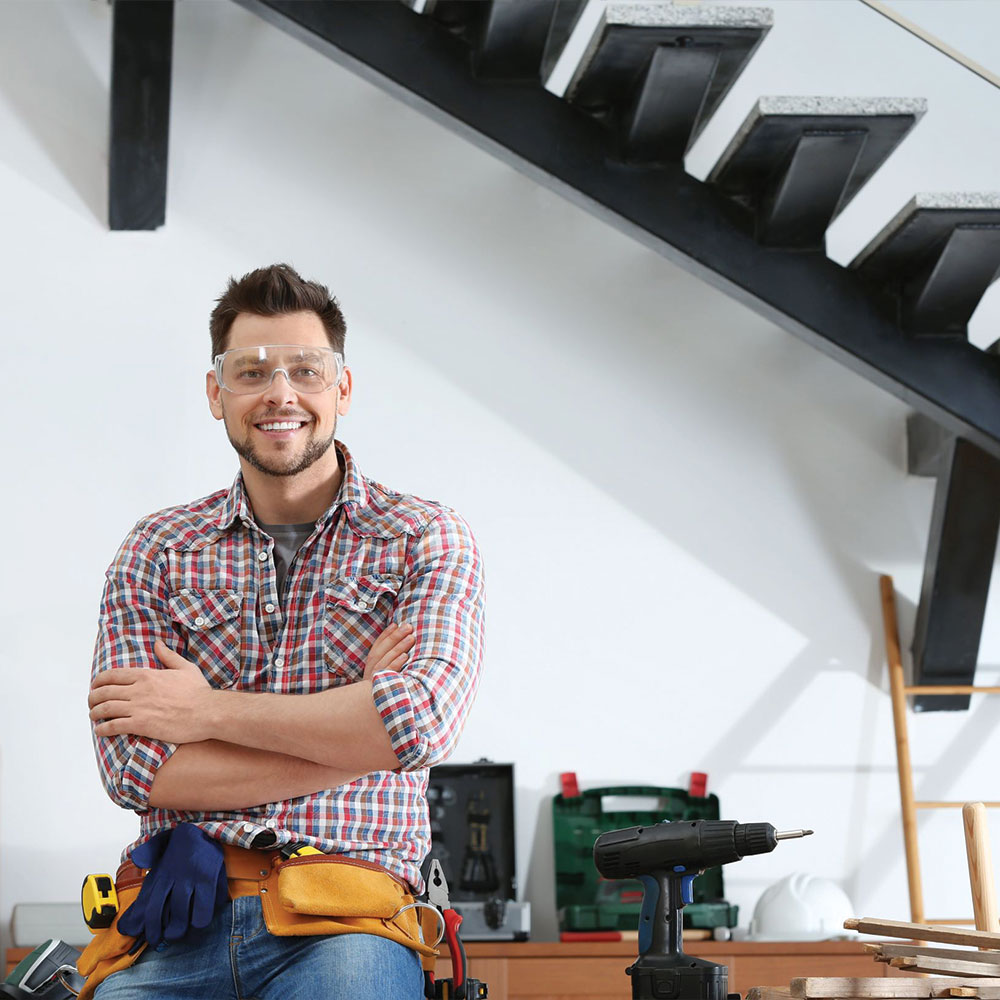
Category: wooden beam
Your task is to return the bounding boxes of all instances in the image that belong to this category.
[881,574,924,923]
[964,803,1000,939]
[844,917,1000,949]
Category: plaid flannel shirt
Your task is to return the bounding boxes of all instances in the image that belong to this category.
[91,441,485,890]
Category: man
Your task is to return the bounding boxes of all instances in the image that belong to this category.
[85,263,485,999]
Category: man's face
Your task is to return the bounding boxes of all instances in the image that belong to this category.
[206,311,352,479]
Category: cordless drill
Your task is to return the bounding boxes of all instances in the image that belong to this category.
[594,820,812,1000]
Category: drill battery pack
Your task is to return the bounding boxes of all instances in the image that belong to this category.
[424,760,530,941]
[553,785,739,933]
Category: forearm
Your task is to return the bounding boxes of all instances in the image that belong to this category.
[148,740,368,811]
[199,681,400,771]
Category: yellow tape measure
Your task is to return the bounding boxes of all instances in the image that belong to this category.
[81,873,119,931]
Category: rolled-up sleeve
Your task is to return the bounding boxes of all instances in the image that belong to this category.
[91,524,179,811]
[370,511,485,770]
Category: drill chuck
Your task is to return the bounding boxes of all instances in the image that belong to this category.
[734,822,777,858]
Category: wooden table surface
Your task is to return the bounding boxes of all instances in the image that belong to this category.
[7,937,895,999]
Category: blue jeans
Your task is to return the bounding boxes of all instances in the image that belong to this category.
[93,896,424,999]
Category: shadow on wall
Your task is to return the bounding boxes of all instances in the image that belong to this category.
[521,780,558,941]
[0,3,106,223]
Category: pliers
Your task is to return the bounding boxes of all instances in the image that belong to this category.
[424,860,486,999]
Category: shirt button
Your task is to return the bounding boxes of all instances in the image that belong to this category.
[242,822,255,833]
[274,656,285,668]
[194,617,206,627]
[180,588,190,596]
[265,603,276,613]
[357,600,368,610]
[265,819,277,829]
[258,551,268,562]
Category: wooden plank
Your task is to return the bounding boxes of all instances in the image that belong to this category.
[844,919,1000,949]
[892,957,1000,978]
[791,977,1000,998]
[874,946,1000,965]
[790,976,932,997]
[932,987,1000,999]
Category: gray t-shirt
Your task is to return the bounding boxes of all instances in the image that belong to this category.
[256,521,315,599]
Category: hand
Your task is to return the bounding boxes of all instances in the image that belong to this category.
[117,824,229,947]
[89,639,215,743]
[364,622,415,680]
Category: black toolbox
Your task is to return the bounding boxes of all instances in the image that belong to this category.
[425,760,530,940]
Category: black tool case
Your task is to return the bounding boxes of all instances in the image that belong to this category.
[425,760,529,940]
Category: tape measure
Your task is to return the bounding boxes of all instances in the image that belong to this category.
[281,844,323,860]
[81,874,119,931]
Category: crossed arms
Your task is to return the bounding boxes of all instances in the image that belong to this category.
[89,627,413,811]
[89,511,485,814]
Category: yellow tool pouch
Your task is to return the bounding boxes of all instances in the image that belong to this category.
[75,865,147,1000]
[260,853,438,958]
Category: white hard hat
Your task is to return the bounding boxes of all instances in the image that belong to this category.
[749,873,855,941]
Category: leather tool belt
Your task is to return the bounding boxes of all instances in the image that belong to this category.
[76,844,438,1000]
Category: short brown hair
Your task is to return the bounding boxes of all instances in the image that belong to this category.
[209,263,347,359]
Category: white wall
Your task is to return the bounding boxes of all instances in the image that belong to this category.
[1,0,999,952]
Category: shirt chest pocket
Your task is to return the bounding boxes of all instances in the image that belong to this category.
[167,589,242,689]
[323,575,402,683]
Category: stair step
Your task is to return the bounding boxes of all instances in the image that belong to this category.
[851,193,1000,335]
[565,1,772,163]
[422,0,563,79]
[708,96,925,250]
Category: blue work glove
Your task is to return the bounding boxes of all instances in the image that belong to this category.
[118,824,229,947]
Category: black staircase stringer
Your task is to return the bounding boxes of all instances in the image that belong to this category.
[910,437,1000,712]
[233,0,1000,458]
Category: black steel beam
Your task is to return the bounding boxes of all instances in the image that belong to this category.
[756,130,867,249]
[709,101,923,243]
[902,225,1000,334]
[565,13,769,161]
[231,0,1000,461]
[852,198,1000,336]
[911,438,1000,711]
[620,43,723,164]
[109,0,174,231]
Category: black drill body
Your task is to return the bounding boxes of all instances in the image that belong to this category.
[593,820,789,1000]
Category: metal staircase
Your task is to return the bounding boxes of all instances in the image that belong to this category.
[108,0,1000,709]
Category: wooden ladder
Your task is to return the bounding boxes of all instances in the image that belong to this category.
[879,574,1000,925]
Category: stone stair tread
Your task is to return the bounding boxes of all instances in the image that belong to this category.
[565,1,772,161]
[600,2,772,30]
[568,2,773,105]
[710,95,926,182]
[852,193,1000,273]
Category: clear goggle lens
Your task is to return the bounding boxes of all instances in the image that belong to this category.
[214,345,344,395]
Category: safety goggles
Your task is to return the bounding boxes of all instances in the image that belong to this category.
[213,344,345,395]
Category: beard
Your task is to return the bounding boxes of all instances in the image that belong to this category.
[226,421,338,478]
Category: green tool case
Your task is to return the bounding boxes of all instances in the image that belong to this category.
[553,785,739,932]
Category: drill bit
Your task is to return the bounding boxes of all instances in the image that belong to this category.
[775,829,814,840]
